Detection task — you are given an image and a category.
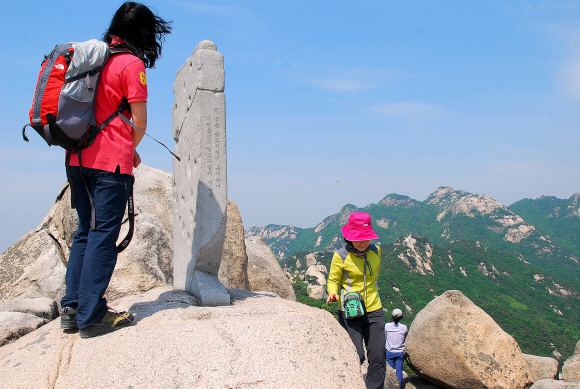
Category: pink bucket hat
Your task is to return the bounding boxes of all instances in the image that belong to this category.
[341,212,378,241]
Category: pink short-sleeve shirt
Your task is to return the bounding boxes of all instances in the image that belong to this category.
[68,52,148,175]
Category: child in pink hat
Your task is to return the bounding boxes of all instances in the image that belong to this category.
[327,212,386,389]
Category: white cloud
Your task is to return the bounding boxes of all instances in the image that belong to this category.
[511,5,580,101]
[541,20,580,100]
[365,102,453,121]
[555,50,580,100]
[310,78,372,91]
[309,69,400,92]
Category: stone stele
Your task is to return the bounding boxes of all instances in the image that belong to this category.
[172,40,229,306]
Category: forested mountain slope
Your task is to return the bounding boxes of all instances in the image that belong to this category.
[247,187,580,287]
[283,235,580,360]
[250,187,580,360]
[509,194,580,263]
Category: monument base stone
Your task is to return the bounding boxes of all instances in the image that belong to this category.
[190,271,230,306]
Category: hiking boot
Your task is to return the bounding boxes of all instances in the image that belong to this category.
[79,309,134,339]
[60,306,78,329]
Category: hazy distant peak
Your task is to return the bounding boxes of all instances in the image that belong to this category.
[379,194,419,208]
[426,187,508,223]
[245,225,298,241]
[314,204,359,232]
[422,187,543,245]
[426,186,469,205]
[513,193,580,219]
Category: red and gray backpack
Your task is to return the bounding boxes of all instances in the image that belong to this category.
[23,39,138,252]
[22,39,179,156]
[23,39,179,252]
[23,39,132,151]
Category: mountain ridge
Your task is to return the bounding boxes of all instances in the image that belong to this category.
[282,233,580,360]
[246,186,580,286]
[253,186,580,359]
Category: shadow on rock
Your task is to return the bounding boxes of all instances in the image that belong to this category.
[125,287,278,324]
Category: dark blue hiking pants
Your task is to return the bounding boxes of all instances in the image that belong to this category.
[386,350,405,388]
[339,309,386,389]
[60,166,130,328]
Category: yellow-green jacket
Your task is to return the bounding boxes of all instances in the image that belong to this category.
[327,244,382,313]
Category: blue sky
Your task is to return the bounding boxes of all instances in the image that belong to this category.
[2,1,580,253]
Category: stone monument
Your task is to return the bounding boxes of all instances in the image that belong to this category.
[172,40,229,306]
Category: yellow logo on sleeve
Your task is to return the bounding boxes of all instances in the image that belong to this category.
[139,72,147,85]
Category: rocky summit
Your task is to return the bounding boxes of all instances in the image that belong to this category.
[0,164,174,306]
[0,287,364,389]
[2,169,580,388]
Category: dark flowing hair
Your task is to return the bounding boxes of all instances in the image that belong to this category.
[103,2,172,68]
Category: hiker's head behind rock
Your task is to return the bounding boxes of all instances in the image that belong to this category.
[392,308,403,323]
[103,1,172,69]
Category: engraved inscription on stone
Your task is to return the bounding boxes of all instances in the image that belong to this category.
[172,40,229,306]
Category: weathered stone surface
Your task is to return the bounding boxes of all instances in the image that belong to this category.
[531,379,580,389]
[0,165,175,306]
[107,165,174,300]
[39,184,79,264]
[0,297,59,321]
[307,285,326,299]
[563,354,580,382]
[300,261,328,298]
[172,40,223,133]
[575,340,580,355]
[0,287,364,389]
[524,354,559,382]
[218,200,250,290]
[305,252,318,267]
[0,311,46,347]
[305,264,327,286]
[402,375,444,388]
[404,290,531,389]
[0,161,253,310]
[0,233,67,305]
[172,40,228,306]
[246,236,296,301]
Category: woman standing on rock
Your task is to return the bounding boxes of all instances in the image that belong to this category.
[385,308,408,389]
[327,212,386,389]
[59,2,171,339]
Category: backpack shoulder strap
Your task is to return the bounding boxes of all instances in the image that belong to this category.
[109,45,131,56]
[117,176,135,253]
